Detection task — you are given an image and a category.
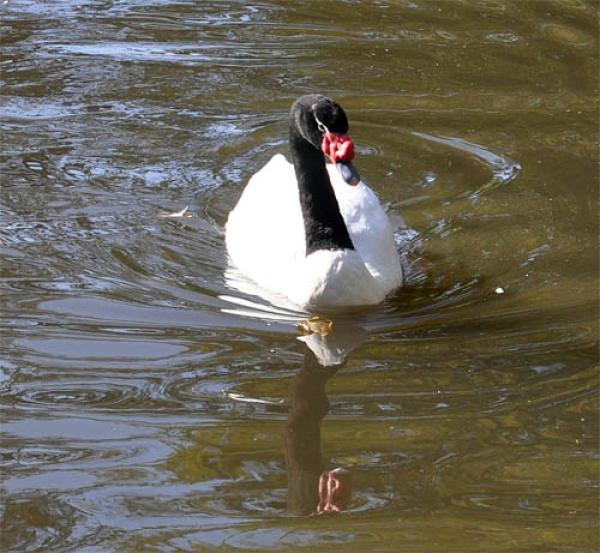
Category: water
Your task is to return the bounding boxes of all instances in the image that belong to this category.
[1,0,598,551]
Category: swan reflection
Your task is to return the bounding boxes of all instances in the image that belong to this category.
[218,293,365,515]
[286,321,365,515]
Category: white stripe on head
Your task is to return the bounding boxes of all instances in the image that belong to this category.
[312,106,329,133]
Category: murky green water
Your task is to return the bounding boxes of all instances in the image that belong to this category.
[1,1,598,551]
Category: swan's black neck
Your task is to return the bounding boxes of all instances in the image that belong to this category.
[289,125,355,255]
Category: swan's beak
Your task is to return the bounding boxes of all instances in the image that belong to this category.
[336,161,361,186]
[321,131,361,186]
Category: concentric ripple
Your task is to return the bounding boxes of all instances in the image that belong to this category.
[1,0,597,551]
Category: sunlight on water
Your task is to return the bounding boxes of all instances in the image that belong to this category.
[1,0,598,551]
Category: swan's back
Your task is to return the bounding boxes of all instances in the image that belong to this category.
[225,154,305,294]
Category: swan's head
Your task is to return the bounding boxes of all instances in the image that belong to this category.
[291,95,361,186]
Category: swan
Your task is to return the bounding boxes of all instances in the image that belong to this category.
[225,94,402,309]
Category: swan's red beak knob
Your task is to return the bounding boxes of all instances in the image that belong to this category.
[322,131,354,163]
[321,131,361,186]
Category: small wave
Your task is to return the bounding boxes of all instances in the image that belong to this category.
[41,42,295,66]
[413,132,522,200]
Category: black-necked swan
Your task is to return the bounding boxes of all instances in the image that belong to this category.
[225,94,402,309]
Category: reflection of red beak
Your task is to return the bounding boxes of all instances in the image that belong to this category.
[317,468,352,514]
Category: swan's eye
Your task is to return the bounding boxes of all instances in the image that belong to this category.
[314,116,328,134]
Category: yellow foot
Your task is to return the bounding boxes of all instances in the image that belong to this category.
[297,316,333,337]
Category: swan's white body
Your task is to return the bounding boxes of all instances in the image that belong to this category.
[225,154,402,309]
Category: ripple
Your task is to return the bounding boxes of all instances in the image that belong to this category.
[16,385,138,408]
[5,470,99,494]
[37,296,215,329]
[0,214,154,246]
[449,489,596,521]
[346,490,392,513]
[42,41,296,66]
[224,527,353,549]
[20,336,186,359]
[413,132,522,199]
[4,439,173,476]
[0,97,87,121]
[195,485,290,517]
[542,23,594,47]
[1,0,597,551]
[2,496,79,553]
[205,122,245,139]
[0,446,90,468]
[0,359,17,391]
[239,491,287,514]
[356,142,384,157]
[485,32,521,43]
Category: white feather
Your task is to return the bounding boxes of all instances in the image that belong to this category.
[225,154,402,309]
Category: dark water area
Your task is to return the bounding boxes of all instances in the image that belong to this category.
[1,0,598,551]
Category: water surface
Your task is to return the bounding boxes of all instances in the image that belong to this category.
[1,1,598,551]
